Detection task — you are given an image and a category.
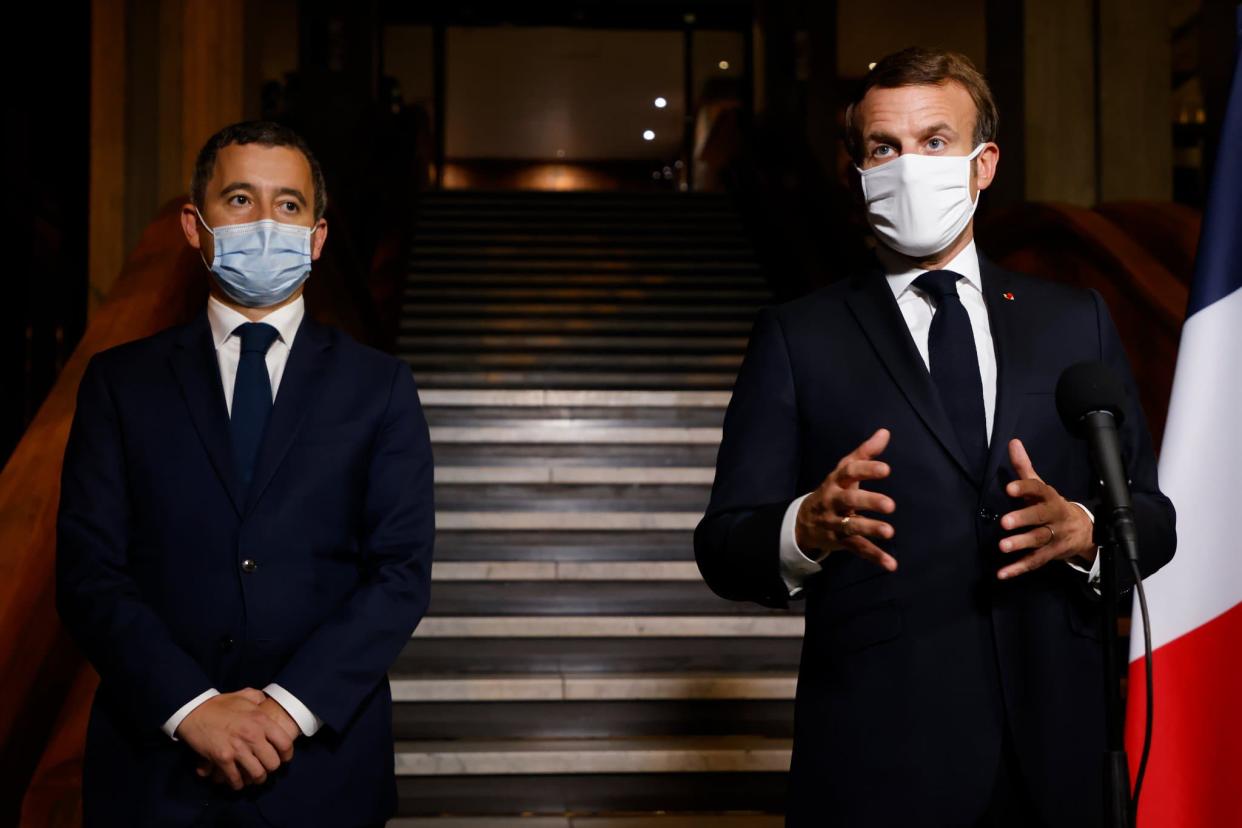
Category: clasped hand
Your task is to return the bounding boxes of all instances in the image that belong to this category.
[795,429,1096,577]
[175,688,301,790]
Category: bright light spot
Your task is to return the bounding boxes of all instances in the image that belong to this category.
[718,60,730,70]
[868,61,877,70]
[654,97,667,109]
[642,130,656,141]
[556,149,566,158]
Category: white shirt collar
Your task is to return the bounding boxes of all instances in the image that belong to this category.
[206,294,306,352]
[876,239,983,300]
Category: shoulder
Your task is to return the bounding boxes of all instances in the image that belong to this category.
[317,324,417,391]
[87,319,198,377]
[985,262,1099,309]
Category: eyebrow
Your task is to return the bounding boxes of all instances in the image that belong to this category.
[219,182,308,207]
[918,122,959,139]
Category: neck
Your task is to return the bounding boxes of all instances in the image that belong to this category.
[209,285,303,321]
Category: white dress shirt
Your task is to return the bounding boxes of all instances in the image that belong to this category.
[160,295,324,741]
[778,241,1101,596]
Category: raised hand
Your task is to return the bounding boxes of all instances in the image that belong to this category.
[176,688,296,790]
[795,428,897,571]
[997,438,1096,579]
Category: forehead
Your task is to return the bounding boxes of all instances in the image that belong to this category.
[856,81,977,137]
[210,143,313,191]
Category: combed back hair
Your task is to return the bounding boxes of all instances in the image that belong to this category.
[190,121,327,220]
[844,47,998,165]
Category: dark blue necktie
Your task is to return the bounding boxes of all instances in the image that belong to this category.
[913,270,989,483]
[230,322,280,490]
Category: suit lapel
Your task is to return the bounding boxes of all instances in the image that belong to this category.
[980,258,1031,489]
[844,263,976,483]
[243,315,333,514]
[171,314,244,515]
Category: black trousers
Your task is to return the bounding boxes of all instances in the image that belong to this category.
[977,726,1042,828]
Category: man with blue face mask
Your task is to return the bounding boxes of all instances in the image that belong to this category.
[696,49,1176,827]
[56,121,434,827]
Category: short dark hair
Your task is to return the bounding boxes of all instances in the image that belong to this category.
[844,47,998,165]
[190,121,327,220]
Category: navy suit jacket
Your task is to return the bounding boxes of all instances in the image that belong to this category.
[695,258,1175,827]
[56,311,434,827]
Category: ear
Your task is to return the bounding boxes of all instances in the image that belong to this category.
[973,143,1000,193]
[310,218,328,261]
[181,203,204,250]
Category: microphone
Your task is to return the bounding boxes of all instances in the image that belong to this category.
[1055,361,1139,563]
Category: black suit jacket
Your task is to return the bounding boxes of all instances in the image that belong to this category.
[56,312,435,827]
[695,258,1175,827]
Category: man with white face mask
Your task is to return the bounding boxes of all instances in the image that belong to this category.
[57,121,433,827]
[696,48,1175,827]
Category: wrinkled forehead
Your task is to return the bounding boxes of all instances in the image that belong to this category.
[857,81,977,141]
[209,143,315,196]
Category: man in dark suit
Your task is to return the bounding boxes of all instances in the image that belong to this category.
[695,48,1175,827]
[56,121,434,827]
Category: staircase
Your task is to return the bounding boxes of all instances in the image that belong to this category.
[390,190,800,826]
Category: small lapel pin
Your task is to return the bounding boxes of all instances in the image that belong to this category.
[1002,292,1016,301]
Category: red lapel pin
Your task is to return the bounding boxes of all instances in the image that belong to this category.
[1002,292,1016,301]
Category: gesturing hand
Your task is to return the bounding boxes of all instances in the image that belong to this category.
[795,428,897,571]
[176,688,295,790]
[997,439,1096,580]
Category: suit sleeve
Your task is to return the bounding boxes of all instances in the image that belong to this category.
[695,307,802,609]
[269,361,434,734]
[56,355,216,732]
[1090,289,1177,591]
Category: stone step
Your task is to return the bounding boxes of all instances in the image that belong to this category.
[402,318,752,335]
[389,673,796,702]
[419,390,729,408]
[402,302,757,318]
[434,484,710,514]
[430,443,719,468]
[411,234,753,248]
[412,616,804,638]
[429,425,721,445]
[407,260,759,274]
[410,247,754,262]
[393,736,792,776]
[435,511,701,531]
[425,581,786,617]
[405,272,765,287]
[403,336,747,355]
[434,466,715,484]
[431,561,702,582]
[405,353,742,371]
[396,636,803,675]
[425,408,724,428]
[402,287,767,303]
[432,530,694,563]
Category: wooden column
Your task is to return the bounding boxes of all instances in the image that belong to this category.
[181,0,247,193]
[88,0,127,314]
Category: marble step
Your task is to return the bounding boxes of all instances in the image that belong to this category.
[413,220,747,236]
[434,466,715,484]
[412,371,737,390]
[434,512,702,531]
[403,336,748,355]
[405,260,759,274]
[396,635,802,675]
[411,234,752,248]
[425,581,785,617]
[402,287,767,303]
[424,408,726,427]
[432,530,694,563]
[406,353,742,371]
[401,302,758,318]
[429,425,721,445]
[401,318,752,335]
[393,736,792,776]
[404,272,765,287]
[430,443,719,468]
[434,486,710,514]
[411,616,804,638]
[389,673,795,702]
[390,816,782,828]
[431,561,702,582]
[410,248,755,262]
[419,390,729,408]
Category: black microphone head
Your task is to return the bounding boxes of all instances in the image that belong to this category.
[1055,361,1127,435]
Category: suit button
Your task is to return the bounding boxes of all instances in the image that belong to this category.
[219,636,235,651]
[241,559,258,573]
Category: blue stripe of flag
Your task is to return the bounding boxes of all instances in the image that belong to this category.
[1187,29,1242,319]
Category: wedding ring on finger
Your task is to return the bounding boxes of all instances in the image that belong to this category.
[1042,524,1055,546]
[840,513,859,537]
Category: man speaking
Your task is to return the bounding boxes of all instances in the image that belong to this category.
[56,121,434,827]
[695,48,1175,827]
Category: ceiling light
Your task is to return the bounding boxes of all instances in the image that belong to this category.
[642,130,656,141]
[718,60,730,70]
[654,97,667,109]
[868,61,877,70]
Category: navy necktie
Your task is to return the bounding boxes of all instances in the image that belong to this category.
[912,270,989,483]
[230,322,281,490]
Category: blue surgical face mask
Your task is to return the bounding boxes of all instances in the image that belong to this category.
[195,207,315,308]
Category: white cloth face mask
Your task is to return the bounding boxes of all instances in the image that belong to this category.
[856,143,986,258]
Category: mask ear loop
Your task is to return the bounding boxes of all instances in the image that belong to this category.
[193,206,217,275]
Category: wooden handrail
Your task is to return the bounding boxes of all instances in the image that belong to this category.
[979,202,1190,445]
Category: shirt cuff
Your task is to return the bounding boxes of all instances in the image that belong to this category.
[264,683,323,737]
[779,493,823,597]
[1065,501,1102,592]
[163,688,220,740]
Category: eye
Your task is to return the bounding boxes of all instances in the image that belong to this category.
[228,194,251,207]
[278,201,300,214]
[927,137,946,151]
[872,145,894,158]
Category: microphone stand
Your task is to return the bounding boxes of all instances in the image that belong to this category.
[1098,521,1131,828]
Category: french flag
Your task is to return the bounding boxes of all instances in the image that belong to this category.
[1124,25,1242,828]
